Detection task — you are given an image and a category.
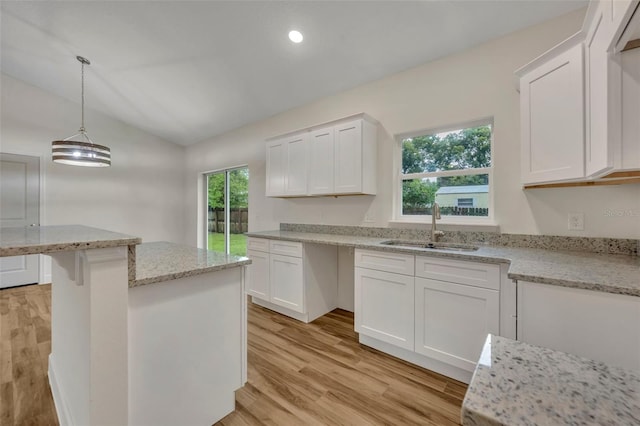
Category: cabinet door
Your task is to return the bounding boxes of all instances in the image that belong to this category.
[308,127,335,195]
[269,254,304,313]
[265,140,285,196]
[284,134,308,196]
[585,4,617,177]
[354,267,414,350]
[246,249,269,300]
[415,278,499,372]
[517,281,640,371]
[334,120,363,194]
[520,43,585,184]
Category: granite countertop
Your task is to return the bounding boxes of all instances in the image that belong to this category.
[132,241,251,287]
[461,335,640,425]
[0,225,141,257]
[245,230,640,297]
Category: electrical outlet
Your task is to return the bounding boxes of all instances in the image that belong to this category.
[568,212,584,231]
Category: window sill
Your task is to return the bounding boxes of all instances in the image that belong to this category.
[388,218,500,233]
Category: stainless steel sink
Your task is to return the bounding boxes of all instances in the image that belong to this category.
[380,240,479,252]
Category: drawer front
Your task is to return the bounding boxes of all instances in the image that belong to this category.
[269,240,303,257]
[354,249,415,276]
[247,237,269,252]
[415,256,500,290]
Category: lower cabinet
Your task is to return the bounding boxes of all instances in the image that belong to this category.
[415,277,499,372]
[246,238,337,323]
[354,249,504,383]
[246,249,269,300]
[354,267,414,350]
[270,253,304,313]
[517,280,640,371]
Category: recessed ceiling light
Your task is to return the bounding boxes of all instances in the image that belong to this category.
[288,30,303,43]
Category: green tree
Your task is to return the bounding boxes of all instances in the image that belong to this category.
[208,168,249,210]
[402,179,438,208]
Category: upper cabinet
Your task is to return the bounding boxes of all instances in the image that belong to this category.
[516,0,640,186]
[519,38,585,184]
[266,114,378,197]
[266,133,308,197]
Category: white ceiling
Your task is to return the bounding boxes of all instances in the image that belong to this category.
[1,1,586,146]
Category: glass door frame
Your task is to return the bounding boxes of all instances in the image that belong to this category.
[202,164,248,255]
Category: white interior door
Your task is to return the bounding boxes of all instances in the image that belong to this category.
[1,153,40,288]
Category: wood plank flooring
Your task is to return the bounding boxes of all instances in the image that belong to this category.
[0,284,466,425]
[217,303,467,425]
[0,284,57,426]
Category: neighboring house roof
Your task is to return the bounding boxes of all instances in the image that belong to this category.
[435,185,489,195]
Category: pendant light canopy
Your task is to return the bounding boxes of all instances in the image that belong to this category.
[52,56,111,167]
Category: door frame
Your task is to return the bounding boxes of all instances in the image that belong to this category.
[1,150,47,284]
[199,164,248,253]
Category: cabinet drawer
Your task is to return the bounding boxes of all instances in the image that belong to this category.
[415,256,500,290]
[247,237,269,252]
[269,240,303,257]
[354,249,415,276]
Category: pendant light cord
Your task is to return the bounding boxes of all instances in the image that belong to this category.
[80,59,85,133]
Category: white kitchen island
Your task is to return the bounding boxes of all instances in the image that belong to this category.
[0,226,250,426]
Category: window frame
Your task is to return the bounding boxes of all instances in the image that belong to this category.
[200,164,249,254]
[393,118,495,225]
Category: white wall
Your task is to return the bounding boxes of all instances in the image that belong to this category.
[1,73,186,244]
[185,8,640,241]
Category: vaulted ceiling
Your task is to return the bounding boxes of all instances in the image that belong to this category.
[1,1,586,146]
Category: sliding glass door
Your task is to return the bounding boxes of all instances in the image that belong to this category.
[206,166,249,256]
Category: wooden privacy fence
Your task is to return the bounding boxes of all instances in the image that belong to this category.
[208,208,248,233]
[403,206,489,216]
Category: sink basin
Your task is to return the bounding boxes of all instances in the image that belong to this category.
[380,240,479,252]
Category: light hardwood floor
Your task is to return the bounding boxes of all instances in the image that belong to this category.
[0,284,466,425]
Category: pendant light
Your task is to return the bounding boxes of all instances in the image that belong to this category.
[52,56,111,167]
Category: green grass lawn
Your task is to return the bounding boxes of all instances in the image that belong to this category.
[208,233,247,256]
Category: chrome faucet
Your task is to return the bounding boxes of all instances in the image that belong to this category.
[431,202,444,243]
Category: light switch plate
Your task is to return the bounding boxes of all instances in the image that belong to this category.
[568,212,584,231]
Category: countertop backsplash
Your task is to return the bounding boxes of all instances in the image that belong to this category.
[279,223,639,256]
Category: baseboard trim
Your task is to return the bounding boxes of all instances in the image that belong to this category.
[48,355,73,426]
[359,335,472,384]
[250,297,310,323]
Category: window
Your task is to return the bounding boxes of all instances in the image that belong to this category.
[205,166,249,256]
[457,198,474,208]
[398,121,492,220]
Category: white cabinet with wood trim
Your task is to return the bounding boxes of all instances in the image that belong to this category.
[518,39,585,184]
[517,280,640,372]
[266,113,377,197]
[516,0,640,186]
[245,237,338,323]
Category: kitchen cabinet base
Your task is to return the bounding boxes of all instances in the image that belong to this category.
[359,335,472,384]
[251,296,320,323]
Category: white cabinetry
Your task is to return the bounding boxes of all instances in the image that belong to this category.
[585,2,618,176]
[265,134,308,197]
[354,249,506,383]
[414,257,500,373]
[308,127,335,195]
[518,40,585,184]
[270,253,304,312]
[355,257,414,350]
[517,280,640,371]
[516,0,640,185]
[246,237,337,323]
[266,113,377,197]
[245,249,269,299]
